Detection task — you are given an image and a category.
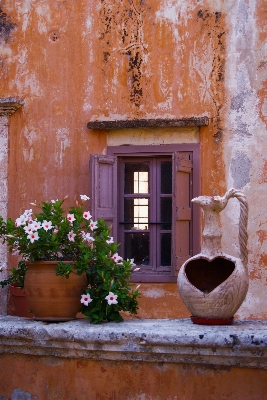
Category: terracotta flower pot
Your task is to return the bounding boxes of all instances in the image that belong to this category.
[24,261,87,321]
[9,283,34,318]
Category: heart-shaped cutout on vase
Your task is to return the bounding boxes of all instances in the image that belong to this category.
[185,257,235,294]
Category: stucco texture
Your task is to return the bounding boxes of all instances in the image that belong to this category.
[1,353,267,400]
[0,0,267,319]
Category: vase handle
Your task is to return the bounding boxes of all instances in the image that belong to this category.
[225,189,248,266]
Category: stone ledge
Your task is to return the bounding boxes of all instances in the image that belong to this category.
[87,117,209,130]
[0,98,24,116]
[0,316,266,369]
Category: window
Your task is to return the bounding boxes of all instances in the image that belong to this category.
[89,144,200,282]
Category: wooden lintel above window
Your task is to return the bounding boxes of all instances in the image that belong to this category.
[87,116,209,130]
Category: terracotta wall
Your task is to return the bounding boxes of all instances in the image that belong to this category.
[1,0,267,319]
[1,353,267,400]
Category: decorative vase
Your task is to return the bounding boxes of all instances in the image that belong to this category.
[9,283,34,318]
[24,261,87,321]
[177,188,249,324]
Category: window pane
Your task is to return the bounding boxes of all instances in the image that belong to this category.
[125,163,149,194]
[161,197,172,230]
[124,198,149,230]
[161,233,171,266]
[161,161,172,194]
[124,232,150,266]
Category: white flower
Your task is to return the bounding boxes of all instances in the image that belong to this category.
[67,214,76,223]
[81,232,95,243]
[23,225,34,234]
[42,220,53,231]
[127,258,136,267]
[15,216,26,227]
[83,211,92,220]
[89,220,98,231]
[111,253,123,264]
[80,195,90,201]
[133,267,140,272]
[27,231,39,243]
[106,237,114,244]
[80,294,93,306]
[29,221,42,231]
[23,209,32,217]
[105,292,118,305]
[51,199,58,203]
[67,230,76,242]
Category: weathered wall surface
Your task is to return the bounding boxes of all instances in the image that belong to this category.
[1,317,267,400]
[1,354,267,400]
[0,0,266,319]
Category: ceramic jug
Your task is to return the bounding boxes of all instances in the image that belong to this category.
[177,188,248,324]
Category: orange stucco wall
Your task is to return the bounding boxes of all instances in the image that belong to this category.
[1,353,267,400]
[1,1,267,320]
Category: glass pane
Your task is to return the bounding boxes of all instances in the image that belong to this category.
[161,197,172,230]
[124,232,150,266]
[161,161,172,194]
[124,198,149,230]
[125,163,149,194]
[161,233,171,266]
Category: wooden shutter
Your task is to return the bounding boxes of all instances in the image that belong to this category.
[89,154,118,240]
[172,152,192,274]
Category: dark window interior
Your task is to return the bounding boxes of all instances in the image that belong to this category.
[119,157,172,275]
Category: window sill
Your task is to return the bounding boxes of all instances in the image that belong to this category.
[0,316,266,369]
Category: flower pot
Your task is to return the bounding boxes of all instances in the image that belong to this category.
[177,189,249,324]
[9,283,34,318]
[24,261,87,321]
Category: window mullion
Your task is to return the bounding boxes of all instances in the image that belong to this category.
[150,158,158,271]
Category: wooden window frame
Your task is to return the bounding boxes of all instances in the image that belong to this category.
[90,144,200,283]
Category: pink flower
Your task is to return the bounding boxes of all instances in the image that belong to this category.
[105,292,118,305]
[111,253,123,264]
[27,231,39,243]
[67,230,76,242]
[80,294,92,306]
[30,221,42,231]
[106,237,114,244]
[23,225,34,234]
[67,214,76,223]
[83,211,92,220]
[15,216,26,227]
[42,220,53,231]
[89,220,98,231]
[23,209,32,217]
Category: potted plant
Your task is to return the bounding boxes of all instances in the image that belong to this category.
[0,261,34,318]
[0,195,140,323]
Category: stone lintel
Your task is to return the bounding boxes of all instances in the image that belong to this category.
[87,117,209,130]
[0,98,24,116]
[0,316,266,369]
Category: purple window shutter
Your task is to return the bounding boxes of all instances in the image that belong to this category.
[172,152,192,275]
[89,154,118,240]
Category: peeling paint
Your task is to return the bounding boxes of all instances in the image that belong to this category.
[230,151,252,189]
[55,128,71,167]
[0,8,17,42]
